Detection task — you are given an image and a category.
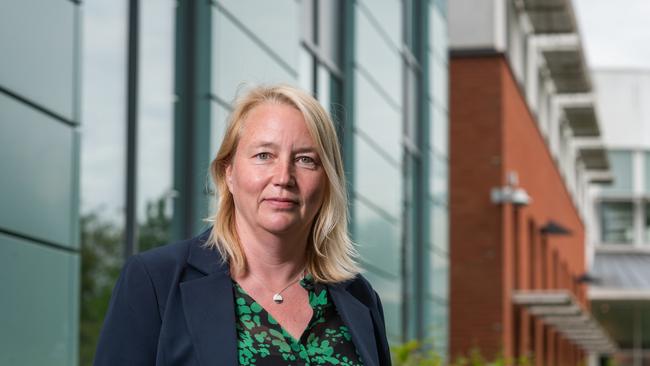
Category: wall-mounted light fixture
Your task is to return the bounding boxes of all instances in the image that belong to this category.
[574,272,601,285]
[540,220,572,236]
[491,171,532,207]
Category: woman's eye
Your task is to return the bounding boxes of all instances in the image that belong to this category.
[297,156,316,165]
[255,152,271,160]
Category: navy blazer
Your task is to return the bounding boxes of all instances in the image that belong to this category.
[94,230,392,366]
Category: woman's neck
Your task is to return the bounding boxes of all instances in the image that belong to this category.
[234,221,309,286]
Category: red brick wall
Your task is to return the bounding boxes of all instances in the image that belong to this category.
[450,55,587,364]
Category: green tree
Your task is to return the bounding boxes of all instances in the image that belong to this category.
[79,196,172,365]
[79,211,122,365]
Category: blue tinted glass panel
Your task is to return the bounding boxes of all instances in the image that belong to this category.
[430,55,448,109]
[600,201,634,244]
[354,198,401,277]
[358,0,401,47]
[0,0,76,119]
[430,101,448,156]
[429,152,448,205]
[430,203,449,253]
[212,7,298,102]
[429,4,448,59]
[81,0,128,227]
[0,234,79,366]
[645,152,650,194]
[423,299,448,354]
[354,135,401,220]
[137,0,175,238]
[0,95,75,248]
[602,151,633,194]
[355,72,402,160]
[428,248,449,300]
[362,269,401,341]
[214,0,299,68]
[356,6,402,107]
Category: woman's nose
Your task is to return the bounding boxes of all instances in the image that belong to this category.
[273,158,296,187]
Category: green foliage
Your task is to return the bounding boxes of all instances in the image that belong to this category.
[79,211,123,365]
[393,340,444,366]
[79,196,172,365]
[392,341,533,366]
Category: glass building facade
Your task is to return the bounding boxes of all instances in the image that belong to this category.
[1,0,449,363]
[597,149,650,246]
[0,0,81,365]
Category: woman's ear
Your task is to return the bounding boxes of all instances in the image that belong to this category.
[225,163,234,193]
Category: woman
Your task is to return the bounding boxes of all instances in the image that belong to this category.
[94,85,391,366]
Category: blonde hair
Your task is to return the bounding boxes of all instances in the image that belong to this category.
[206,84,360,283]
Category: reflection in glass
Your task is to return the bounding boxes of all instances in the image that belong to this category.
[645,202,650,244]
[430,203,449,253]
[0,0,76,119]
[354,198,401,277]
[81,1,127,222]
[430,102,448,156]
[356,6,402,106]
[354,135,401,220]
[600,202,634,244]
[355,72,401,159]
[645,152,650,194]
[80,0,128,364]
[603,151,633,194]
[430,248,449,300]
[212,5,299,101]
[215,0,299,67]
[136,0,175,251]
[358,0,401,47]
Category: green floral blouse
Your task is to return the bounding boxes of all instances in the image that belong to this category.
[233,275,364,366]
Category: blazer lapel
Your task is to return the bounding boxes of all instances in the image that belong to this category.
[329,284,380,366]
[180,237,238,366]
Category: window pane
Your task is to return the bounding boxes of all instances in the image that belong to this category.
[356,5,402,107]
[0,0,76,119]
[317,0,342,66]
[645,152,650,194]
[0,95,75,247]
[358,0,401,47]
[602,151,633,194]
[646,202,650,244]
[0,234,79,366]
[428,247,449,300]
[212,6,298,101]
[354,198,400,277]
[215,0,299,68]
[355,71,401,160]
[354,135,401,219]
[600,202,634,244]
[137,0,175,251]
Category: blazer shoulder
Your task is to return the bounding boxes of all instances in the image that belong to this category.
[136,228,211,275]
[343,273,381,308]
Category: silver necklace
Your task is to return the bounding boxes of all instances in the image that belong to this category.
[247,269,305,304]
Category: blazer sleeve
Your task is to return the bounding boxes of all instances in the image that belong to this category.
[94,255,162,366]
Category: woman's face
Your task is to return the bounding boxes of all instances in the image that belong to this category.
[226,102,326,239]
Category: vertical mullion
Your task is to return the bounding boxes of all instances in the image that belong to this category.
[416,0,431,342]
[341,0,356,237]
[172,0,212,241]
[125,0,139,258]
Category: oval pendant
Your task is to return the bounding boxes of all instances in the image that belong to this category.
[272,293,283,304]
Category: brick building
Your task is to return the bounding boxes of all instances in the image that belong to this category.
[448,0,615,365]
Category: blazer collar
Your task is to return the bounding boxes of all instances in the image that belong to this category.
[181,230,238,366]
[328,281,380,366]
